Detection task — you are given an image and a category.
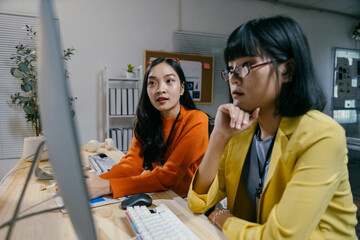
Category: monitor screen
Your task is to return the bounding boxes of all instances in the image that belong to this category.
[38,0,97,239]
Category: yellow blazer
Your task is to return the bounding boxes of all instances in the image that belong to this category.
[188,110,357,239]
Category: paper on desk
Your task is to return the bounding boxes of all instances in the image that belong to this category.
[52,193,126,213]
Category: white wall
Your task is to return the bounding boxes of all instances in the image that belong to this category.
[0,0,357,147]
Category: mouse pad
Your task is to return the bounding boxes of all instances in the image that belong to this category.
[53,194,125,213]
[53,193,154,213]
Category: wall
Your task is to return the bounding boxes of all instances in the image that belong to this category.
[0,0,357,147]
[181,0,358,114]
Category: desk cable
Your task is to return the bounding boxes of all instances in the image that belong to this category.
[0,150,47,186]
[0,142,64,240]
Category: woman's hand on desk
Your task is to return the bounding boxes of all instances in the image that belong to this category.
[209,208,233,230]
[84,172,113,199]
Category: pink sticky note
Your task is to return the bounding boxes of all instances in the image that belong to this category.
[203,63,211,69]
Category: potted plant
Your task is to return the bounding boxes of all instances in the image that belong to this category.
[125,64,136,78]
[9,25,77,137]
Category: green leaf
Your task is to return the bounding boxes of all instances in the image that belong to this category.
[18,62,29,73]
[127,64,135,72]
[70,109,75,118]
[10,68,16,75]
[12,68,23,78]
[21,83,32,92]
[23,105,34,114]
[28,81,34,89]
[19,96,31,102]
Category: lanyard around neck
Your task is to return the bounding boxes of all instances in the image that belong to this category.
[161,109,181,164]
[255,125,276,197]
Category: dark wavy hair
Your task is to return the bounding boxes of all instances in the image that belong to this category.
[224,15,326,116]
[134,58,196,169]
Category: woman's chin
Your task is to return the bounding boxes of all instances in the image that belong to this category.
[232,101,253,112]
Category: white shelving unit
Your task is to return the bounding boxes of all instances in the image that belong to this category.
[104,65,143,152]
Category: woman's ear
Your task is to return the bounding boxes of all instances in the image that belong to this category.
[282,59,295,83]
[180,82,185,96]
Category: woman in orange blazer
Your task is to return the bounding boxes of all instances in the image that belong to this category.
[86,58,209,199]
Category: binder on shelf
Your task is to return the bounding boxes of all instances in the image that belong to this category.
[106,67,142,154]
[128,89,134,115]
[128,128,133,147]
[116,88,121,115]
[116,128,123,151]
[133,88,139,113]
[121,88,128,115]
[122,128,129,151]
[110,128,117,148]
[109,88,116,115]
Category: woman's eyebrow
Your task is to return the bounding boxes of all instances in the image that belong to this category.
[164,73,176,78]
[149,73,176,79]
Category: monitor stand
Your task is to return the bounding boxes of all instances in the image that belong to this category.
[33,141,54,180]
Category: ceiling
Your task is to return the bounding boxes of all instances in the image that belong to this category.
[258,0,360,20]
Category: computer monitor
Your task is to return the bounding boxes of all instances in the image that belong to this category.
[37,0,97,239]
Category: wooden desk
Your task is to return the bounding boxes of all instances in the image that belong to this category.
[0,147,226,239]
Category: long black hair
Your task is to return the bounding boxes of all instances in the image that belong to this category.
[224,15,326,116]
[134,58,196,169]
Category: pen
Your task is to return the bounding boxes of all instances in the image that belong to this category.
[41,183,57,191]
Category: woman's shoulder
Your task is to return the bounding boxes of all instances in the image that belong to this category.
[181,107,209,122]
[285,110,346,143]
[302,110,344,132]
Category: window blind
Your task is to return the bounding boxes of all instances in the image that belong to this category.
[173,31,228,115]
[0,13,38,159]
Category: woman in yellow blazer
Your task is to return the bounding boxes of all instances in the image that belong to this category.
[187,16,357,239]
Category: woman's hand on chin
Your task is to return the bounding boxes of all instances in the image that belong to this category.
[213,104,260,140]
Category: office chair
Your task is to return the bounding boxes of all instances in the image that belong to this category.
[207,113,215,137]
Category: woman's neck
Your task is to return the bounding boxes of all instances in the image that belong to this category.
[257,109,281,141]
[160,104,181,118]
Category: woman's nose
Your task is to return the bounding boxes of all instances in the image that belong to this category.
[229,75,242,85]
[156,82,166,94]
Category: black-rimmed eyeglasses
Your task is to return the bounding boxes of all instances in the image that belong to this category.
[221,60,276,82]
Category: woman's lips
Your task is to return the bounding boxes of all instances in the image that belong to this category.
[157,97,168,103]
[232,90,244,97]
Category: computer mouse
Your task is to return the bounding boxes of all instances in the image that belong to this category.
[96,153,108,158]
[121,193,152,209]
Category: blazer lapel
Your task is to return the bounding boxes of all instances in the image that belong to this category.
[227,124,256,210]
[262,115,299,192]
[263,129,288,188]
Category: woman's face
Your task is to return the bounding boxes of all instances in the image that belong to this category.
[228,56,285,113]
[147,62,184,118]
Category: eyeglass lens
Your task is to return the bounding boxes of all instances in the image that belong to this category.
[221,61,274,81]
[221,65,249,81]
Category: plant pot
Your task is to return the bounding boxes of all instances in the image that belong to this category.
[22,136,49,161]
[125,72,136,78]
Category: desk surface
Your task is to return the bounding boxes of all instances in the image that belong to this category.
[0,147,226,240]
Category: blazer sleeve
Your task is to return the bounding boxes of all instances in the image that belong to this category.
[103,112,209,198]
[100,135,144,180]
[187,142,230,213]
